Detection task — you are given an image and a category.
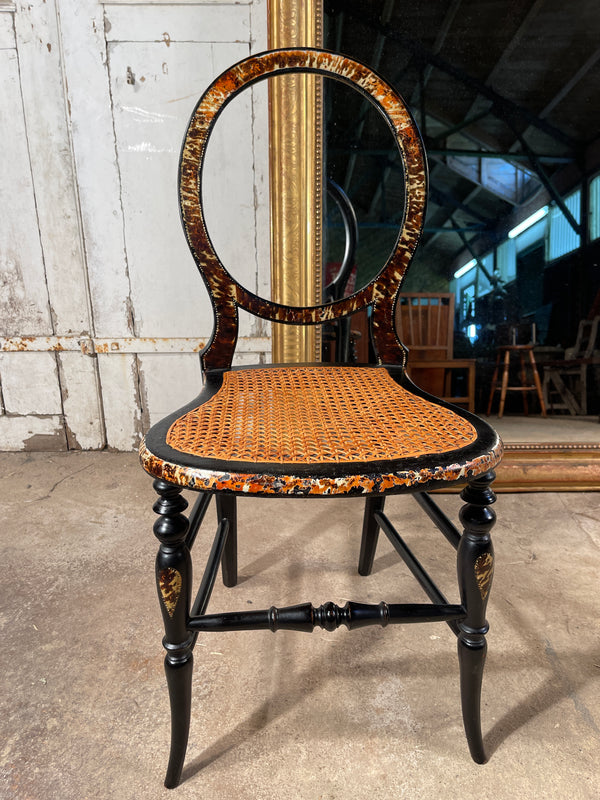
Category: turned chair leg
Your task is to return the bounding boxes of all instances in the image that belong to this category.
[358,496,385,575]
[216,494,238,587]
[456,470,497,764]
[153,479,194,789]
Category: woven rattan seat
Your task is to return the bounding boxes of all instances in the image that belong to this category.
[139,48,503,790]
[142,364,499,495]
[168,366,477,463]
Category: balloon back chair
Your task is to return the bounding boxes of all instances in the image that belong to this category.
[140,48,503,789]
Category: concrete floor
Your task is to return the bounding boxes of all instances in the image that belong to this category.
[492,414,600,444]
[1,452,599,800]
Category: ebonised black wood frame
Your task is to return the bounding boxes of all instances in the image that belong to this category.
[153,470,496,788]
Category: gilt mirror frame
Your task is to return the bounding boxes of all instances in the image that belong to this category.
[267,0,600,490]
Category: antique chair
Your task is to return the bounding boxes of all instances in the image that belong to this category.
[395,293,476,411]
[542,316,600,415]
[140,48,503,789]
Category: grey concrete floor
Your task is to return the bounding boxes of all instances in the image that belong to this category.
[492,414,600,444]
[1,452,599,799]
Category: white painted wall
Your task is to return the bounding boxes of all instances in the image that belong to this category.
[0,0,269,450]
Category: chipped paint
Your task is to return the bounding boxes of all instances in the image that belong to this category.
[22,428,68,452]
[0,336,276,355]
[0,336,66,353]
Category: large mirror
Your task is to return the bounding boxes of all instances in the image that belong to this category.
[316,0,600,488]
[209,1,600,487]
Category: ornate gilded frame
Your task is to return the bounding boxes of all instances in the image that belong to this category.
[268,0,323,362]
[493,443,600,491]
[266,2,600,490]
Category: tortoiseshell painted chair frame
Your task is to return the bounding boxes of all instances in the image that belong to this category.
[140,48,503,789]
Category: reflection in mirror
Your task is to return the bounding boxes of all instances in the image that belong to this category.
[324,80,404,298]
[323,1,600,462]
[202,74,406,306]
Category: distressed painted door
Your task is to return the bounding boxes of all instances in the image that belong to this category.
[0,0,268,451]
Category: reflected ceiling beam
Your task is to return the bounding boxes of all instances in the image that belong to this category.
[333,147,572,163]
[509,45,600,158]
[424,225,485,233]
[459,0,547,127]
[430,148,572,163]
[368,160,394,218]
[342,0,396,194]
[421,186,491,250]
[430,107,493,144]
[539,46,600,119]
[367,0,457,210]
[448,217,496,285]
[351,4,577,149]
[409,0,462,105]
[366,158,492,234]
[390,0,462,215]
[508,123,582,234]
[425,104,514,159]
[441,1,595,199]
[428,181,490,224]
[423,185,484,252]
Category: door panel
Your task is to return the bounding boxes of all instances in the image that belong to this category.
[0,1,267,451]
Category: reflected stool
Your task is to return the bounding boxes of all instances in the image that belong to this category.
[487,344,547,418]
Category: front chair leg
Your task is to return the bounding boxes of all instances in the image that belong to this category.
[456,470,496,764]
[153,479,193,789]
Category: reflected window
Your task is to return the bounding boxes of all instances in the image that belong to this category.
[496,239,516,283]
[590,174,600,241]
[547,190,581,260]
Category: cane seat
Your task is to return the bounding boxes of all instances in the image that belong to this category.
[140,47,503,790]
[142,364,499,495]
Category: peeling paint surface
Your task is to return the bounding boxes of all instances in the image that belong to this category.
[2,0,267,451]
[0,415,68,451]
